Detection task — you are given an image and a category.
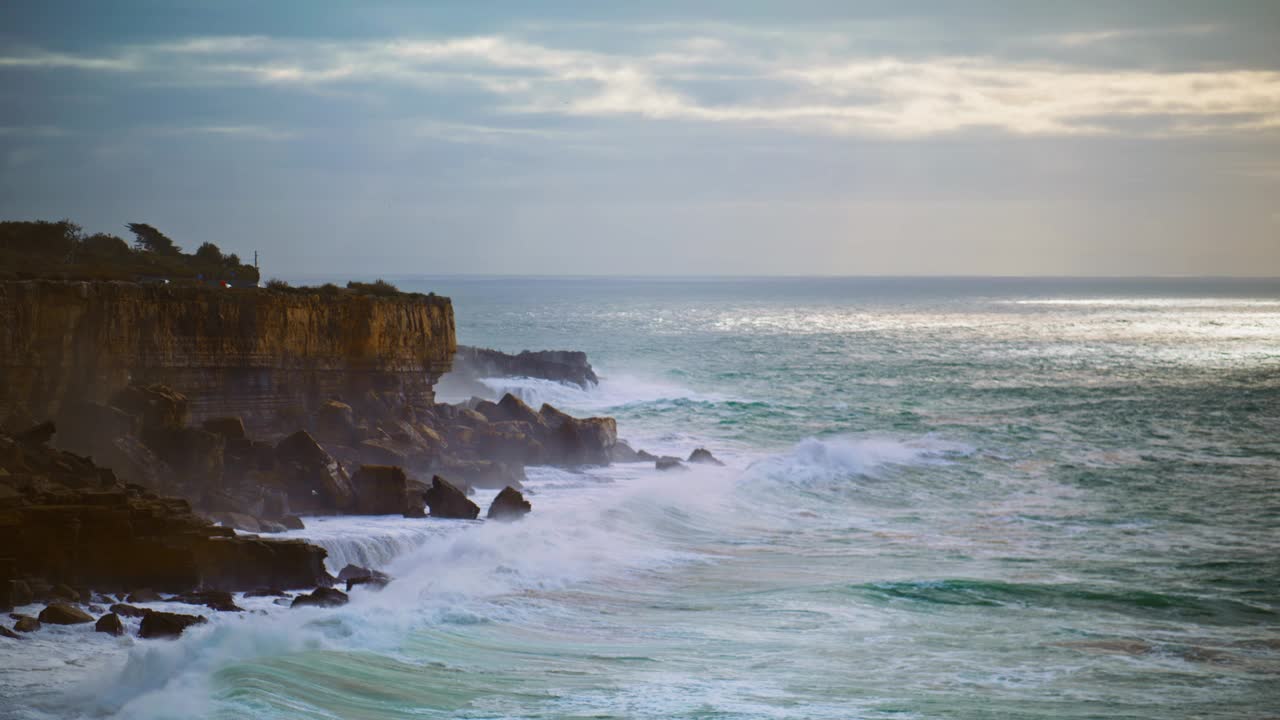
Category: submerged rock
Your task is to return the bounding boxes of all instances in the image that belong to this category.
[109,603,147,618]
[0,625,18,639]
[487,486,532,521]
[94,613,124,636]
[138,610,207,639]
[38,603,94,625]
[424,475,479,519]
[168,589,242,612]
[655,456,685,471]
[13,615,40,632]
[290,587,349,609]
[687,448,725,466]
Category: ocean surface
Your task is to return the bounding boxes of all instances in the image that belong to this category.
[5,276,1280,719]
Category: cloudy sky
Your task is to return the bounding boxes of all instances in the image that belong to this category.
[2,1,1278,276]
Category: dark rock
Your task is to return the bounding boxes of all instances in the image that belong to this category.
[337,564,390,591]
[655,456,685,471]
[109,603,148,618]
[13,615,40,632]
[280,515,305,530]
[138,610,207,639]
[290,587,349,608]
[346,575,390,592]
[9,580,32,606]
[687,448,725,466]
[424,476,479,519]
[0,625,18,639]
[88,604,104,614]
[243,588,289,598]
[336,564,376,582]
[539,404,616,466]
[51,583,79,602]
[110,385,190,431]
[16,421,56,447]
[169,589,243,612]
[211,511,262,533]
[487,486,532,521]
[350,465,408,515]
[143,427,224,488]
[127,588,163,603]
[38,603,94,624]
[95,613,124,636]
[200,417,247,441]
[450,347,599,389]
[314,400,356,444]
[276,431,354,512]
[611,440,648,463]
[357,439,407,467]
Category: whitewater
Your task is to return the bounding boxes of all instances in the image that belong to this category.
[3,276,1278,719]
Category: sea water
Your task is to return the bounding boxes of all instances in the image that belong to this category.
[3,276,1278,719]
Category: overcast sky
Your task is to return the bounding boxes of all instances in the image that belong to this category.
[1,1,1278,276]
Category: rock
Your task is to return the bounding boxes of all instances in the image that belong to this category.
[276,430,354,512]
[687,448,725,466]
[0,625,18,639]
[432,458,524,490]
[487,486,532,521]
[13,615,40,632]
[314,400,356,444]
[38,603,94,625]
[243,588,289,598]
[280,515,305,530]
[257,519,287,534]
[424,476,480,519]
[497,393,544,426]
[356,440,407,469]
[143,427,224,487]
[200,417,246,441]
[350,465,409,515]
[347,575,390,592]
[138,610,207,639]
[16,421,56,447]
[337,565,390,591]
[539,404,616,466]
[611,440,648,463]
[95,613,124,636]
[109,603,148,618]
[110,385,190,431]
[450,347,599,389]
[290,587,349,608]
[51,583,79,602]
[169,589,242,612]
[127,588,163,603]
[9,580,33,607]
[655,456,685,471]
[212,512,262,533]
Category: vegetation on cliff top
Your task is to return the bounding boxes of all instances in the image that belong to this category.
[1,219,261,286]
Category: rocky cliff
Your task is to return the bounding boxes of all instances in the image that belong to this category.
[0,281,455,430]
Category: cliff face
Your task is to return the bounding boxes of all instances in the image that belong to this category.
[0,281,455,427]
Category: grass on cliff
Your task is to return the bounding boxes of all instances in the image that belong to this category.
[263,277,437,300]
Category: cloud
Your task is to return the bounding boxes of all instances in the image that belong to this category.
[148,125,297,141]
[3,30,1279,139]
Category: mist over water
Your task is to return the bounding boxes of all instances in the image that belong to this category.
[7,277,1279,719]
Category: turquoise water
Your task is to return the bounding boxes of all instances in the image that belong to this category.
[6,277,1279,719]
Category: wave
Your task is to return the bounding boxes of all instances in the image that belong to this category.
[476,372,725,416]
[741,435,973,491]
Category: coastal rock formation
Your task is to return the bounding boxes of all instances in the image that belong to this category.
[0,280,455,428]
[688,448,725,466]
[94,612,124,636]
[446,346,598,392]
[291,587,349,608]
[655,456,685,471]
[138,610,207,639]
[487,486,532,520]
[350,465,409,515]
[424,476,479,519]
[38,603,93,624]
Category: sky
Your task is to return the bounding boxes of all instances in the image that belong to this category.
[1,1,1278,277]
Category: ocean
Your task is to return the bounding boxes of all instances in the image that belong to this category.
[5,276,1279,719]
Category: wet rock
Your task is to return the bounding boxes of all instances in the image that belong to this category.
[290,587,349,608]
[50,583,79,602]
[211,511,262,533]
[276,430,354,512]
[337,565,390,592]
[350,465,409,515]
[280,515,305,530]
[539,404,616,466]
[451,347,599,389]
[0,625,18,639]
[127,588,163,603]
[424,476,479,519]
[611,440,649,463]
[243,588,290,598]
[314,400,356,444]
[655,456,685,471]
[13,615,40,632]
[487,486,532,521]
[109,603,148,618]
[38,603,94,625]
[95,613,124,636]
[169,589,243,612]
[9,580,32,606]
[16,421,56,447]
[687,448,725,466]
[138,610,207,639]
[110,385,189,431]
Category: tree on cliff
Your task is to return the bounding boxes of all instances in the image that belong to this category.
[127,223,182,255]
[194,242,224,264]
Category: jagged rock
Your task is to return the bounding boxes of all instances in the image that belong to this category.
[314,400,356,444]
[0,625,18,639]
[655,456,685,471]
[687,448,725,466]
[350,465,408,515]
[51,583,79,602]
[280,515,305,530]
[611,440,649,463]
[450,347,599,389]
[143,427,224,487]
[346,575,389,591]
[337,564,390,591]
[539,404,617,466]
[109,603,147,618]
[487,486,532,521]
[13,615,40,632]
[357,439,407,467]
[110,385,189,431]
[38,603,94,625]
[243,588,289,598]
[211,512,262,533]
[424,475,479,519]
[95,612,124,636]
[290,587,348,608]
[276,430,354,512]
[138,610,206,639]
[169,589,242,612]
[127,588,163,603]
[200,417,246,441]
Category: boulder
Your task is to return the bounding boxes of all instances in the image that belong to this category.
[539,404,617,466]
[276,431,354,512]
[143,427,224,487]
[110,385,189,431]
[16,421,56,448]
[350,465,408,515]
[109,603,147,618]
[611,441,648,463]
[655,456,685,471]
[127,588,163,603]
[336,564,390,591]
[687,448,725,466]
[51,583,79,602]
[169,589,242,612]
[1,625,18,639]
[200,417,246,441]
[357,439,407,467]
[424,476,479,519]
[314,400,356,444]
[13,615,40,632]
[95,613,124,636]
[487,486,532,521]
[138,610,207,639]
[280,515,305,530]
[290,587,349,609]
[38,603,94,625]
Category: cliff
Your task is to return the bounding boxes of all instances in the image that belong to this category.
[0,281,455,429]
